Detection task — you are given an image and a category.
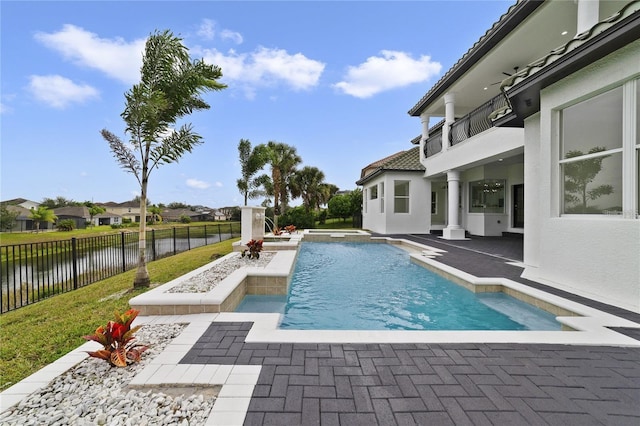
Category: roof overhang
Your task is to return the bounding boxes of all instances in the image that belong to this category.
[495,4,640,127]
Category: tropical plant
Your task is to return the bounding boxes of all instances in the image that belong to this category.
[148,205,162,224]
[0,205,19,232]
[88,205,106,227]
[328,194,352,221]
[564,146,614,213]
[237,139,269,205]
[291,166,326,213]
[284,224,296,234]
[100,29,226,288]
[82,309,148,367]
[29,206,57,232]
[241,239,263,259]
[263,141,302,227]
[56,219,76,231]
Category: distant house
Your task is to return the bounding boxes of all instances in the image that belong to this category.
[99,201,142,223]
[361,0,640,312]
[93,212,122,226]
[54,206,90,229]
[1,198,40,210]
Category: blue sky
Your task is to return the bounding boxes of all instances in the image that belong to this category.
[1,0,513,208]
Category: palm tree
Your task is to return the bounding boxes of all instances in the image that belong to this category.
[29,206,57,232]
[100,29,226,288]
[264,141,301,227]
[236,139,269,205]
[291,166,326,212]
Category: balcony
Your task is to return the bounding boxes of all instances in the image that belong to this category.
[423,94,510,158]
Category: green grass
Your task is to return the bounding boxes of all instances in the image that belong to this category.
[0,238,238,391]
[314,217,358,230]
[0,221,239,246]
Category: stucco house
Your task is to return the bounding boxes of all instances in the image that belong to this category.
[360,0,639,313]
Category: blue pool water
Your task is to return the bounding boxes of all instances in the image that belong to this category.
[235,242,561,331]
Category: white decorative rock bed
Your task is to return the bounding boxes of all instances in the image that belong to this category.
[129,250,298,316]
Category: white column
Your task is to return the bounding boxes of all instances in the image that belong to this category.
[577,0,599,35]
[442,92,455,152]
[443,170,466,240]
[420,112,430,162]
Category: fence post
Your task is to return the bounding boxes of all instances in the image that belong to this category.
[173,227,177,255]
[187,226,191,250]
[151,229,156,261]
[121,232,126,272]
[204,225,208,245]
[229,223,233,239]
[71,237,78,290]
[218,224,222,242]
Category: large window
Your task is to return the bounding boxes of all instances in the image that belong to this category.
[380,182,384,213]
[369,185,378,200]
[469,180,505,213]
[394,181,410,213]
[560,87,623,214]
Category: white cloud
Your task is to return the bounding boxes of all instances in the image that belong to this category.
[220,29,243,45]
[200,46,325,97]
[197,19,216,40]
[186,178,211,189]
[214,181,223,188]
[34,24,145,84]
[0,102,9,114]
[333,50,442,98]
[28,75,99,109]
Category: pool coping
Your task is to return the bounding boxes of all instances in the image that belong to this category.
[129,233,640,347]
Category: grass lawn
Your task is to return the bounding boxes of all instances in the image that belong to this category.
[0,238,238,392]
[0,221,240,246]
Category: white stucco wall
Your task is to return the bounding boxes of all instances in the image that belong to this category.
[361,172,431,234]
[522,40,640,313]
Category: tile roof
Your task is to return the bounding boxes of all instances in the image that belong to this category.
[356,146,424,185]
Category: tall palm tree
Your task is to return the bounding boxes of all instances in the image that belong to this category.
[29,206,57,232]
[291,166,326,212]
[237,139,269,205]
[100,30,226,288]
[264,141,301,227]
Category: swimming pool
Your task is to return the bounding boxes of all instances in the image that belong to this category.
[236,242,560,331]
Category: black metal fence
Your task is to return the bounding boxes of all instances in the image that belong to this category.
[0,223,240,314]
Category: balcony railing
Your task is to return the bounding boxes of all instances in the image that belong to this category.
[422,94,509,158]
[423,119,445,158]
[450,94,508,145]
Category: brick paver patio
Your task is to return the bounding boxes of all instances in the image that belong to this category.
[180,234,640,425]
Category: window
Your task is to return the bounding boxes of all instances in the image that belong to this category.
[469,180,505,213]
[394,180,410,213]
[431,191,437,214]
[380,183,384,213]
[370,185,378,200]
[560,87,623,214]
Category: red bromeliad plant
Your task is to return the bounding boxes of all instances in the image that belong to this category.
[284,225,296,234]
[242,239,264,259]
[83,309,149,367]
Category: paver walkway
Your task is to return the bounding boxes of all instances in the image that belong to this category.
[180,234,640,425]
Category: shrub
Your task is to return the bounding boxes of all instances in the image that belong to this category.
[57,219,76,231]
[280,206,315,229]
[317,209,327,225]
[110,223,123,229]
[83,309,149,367]
[241,239,263,259]
[180,215,192,223]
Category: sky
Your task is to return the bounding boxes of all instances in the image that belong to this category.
[1,0,514,209]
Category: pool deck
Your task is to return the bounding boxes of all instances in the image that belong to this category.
[191,234,640,425]
[2,233,640,424]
